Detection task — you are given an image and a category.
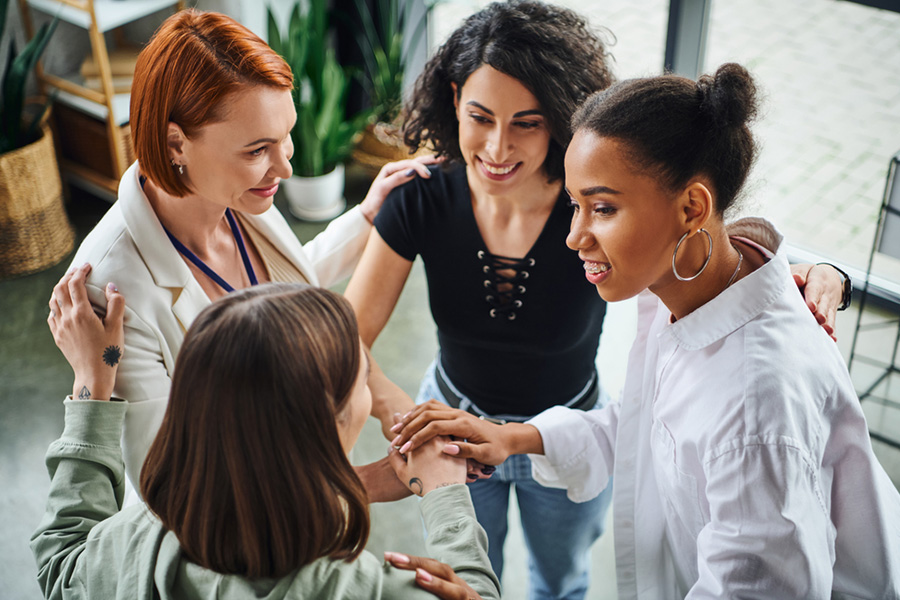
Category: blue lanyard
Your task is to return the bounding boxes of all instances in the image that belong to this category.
[163,208,259,293]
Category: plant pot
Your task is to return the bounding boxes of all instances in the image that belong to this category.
[352,122,431,175]
[0,123,74,280]
[282,164,347,222]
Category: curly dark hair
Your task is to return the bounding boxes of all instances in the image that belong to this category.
[403,0,615,181]
[572,63,759,214]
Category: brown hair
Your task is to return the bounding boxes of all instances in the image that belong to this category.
[140,283,369,578]
[131,9,293,197]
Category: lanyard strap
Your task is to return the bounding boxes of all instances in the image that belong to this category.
[164,209,258,293]
[224,209,259,287]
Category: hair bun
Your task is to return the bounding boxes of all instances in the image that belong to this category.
[697,62,758,129]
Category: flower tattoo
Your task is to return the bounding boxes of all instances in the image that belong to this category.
[102,345,122,367]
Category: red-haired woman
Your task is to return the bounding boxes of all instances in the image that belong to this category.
[49,9,432,493]
[35,269,500,599]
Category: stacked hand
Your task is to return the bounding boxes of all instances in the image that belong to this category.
[389,400,535,466]
[48,264,124,401]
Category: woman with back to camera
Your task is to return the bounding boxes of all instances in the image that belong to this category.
[33,270,500,600]
[344,2,846,597]
[391,63,900,598]
[49,9,434,496]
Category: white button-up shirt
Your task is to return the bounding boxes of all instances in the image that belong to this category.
[529,234,900,598]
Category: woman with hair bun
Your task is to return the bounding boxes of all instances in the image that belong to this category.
[391,63,900,597]
[345,2,846,597]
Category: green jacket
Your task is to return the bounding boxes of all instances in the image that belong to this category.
[31,399,500,599]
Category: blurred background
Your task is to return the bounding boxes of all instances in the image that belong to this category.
[2,0,899,598]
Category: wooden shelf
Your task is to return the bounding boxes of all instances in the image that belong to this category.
[20,0,184,196]
[25,0,181,33]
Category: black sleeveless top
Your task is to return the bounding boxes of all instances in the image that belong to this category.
[374,163,607,417]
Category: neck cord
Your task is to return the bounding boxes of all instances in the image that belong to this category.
[163,208,258,293]
[724,244,744,289]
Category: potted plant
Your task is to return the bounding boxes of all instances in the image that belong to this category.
[0,0,71,279]
[347,0,433,173]
[268,2,372,221]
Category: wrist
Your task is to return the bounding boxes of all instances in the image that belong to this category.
[72,374,116,401]
[817,262,852,311]
[359,200,377,225]
[502,423,544,456]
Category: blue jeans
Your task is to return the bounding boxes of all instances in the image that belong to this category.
[416,361,613,600]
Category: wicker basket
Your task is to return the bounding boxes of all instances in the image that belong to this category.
[0,123,75,279]
[351,122,431,175]
[54,103,135,181]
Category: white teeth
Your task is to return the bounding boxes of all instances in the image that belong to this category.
[482,162,516,175]
[584,263,609,274]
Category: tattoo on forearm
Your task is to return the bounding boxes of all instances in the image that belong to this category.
[408,477,424,496]
[102,345,122,367]
[436,482,456,489]
[78,386,91,400]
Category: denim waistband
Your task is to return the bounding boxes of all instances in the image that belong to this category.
[434,361,599,424]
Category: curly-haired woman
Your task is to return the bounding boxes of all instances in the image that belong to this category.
[345,2,846,598]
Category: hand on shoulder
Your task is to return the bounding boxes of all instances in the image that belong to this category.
[48,264,125,401]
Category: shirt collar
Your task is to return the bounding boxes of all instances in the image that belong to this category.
[663,249,792,351]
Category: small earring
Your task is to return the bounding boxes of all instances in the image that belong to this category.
[672,228,712,281]
[171,159,184,175]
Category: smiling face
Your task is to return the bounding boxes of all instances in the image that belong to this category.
[337,341,372,455]
[565,130,686,302]
[453,65,553,195]
[174,85,296,214]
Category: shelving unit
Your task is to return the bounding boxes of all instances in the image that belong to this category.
[18,0,185,198]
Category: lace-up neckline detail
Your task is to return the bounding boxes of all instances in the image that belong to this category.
[478,249,534,320]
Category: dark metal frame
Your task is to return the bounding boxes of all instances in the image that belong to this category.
[848,151,900,450]
[664,0,712,79]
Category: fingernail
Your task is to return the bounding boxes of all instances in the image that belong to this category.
[391,434,401,445]
[405,168,415,176]
[81,262,90,269]
[416,568,433,583]
[443,444,460,455]
[467,473,478,480]
[481,465,496,475]
[422,169,431,178]
[402,411,412,419]
[391,552,410,564]
[390,422,403,433]
[399,441,411,454]
[107,282,118,292]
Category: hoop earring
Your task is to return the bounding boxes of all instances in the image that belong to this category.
[672,228,712,281]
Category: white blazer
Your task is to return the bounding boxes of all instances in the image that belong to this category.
[70,162,372,485]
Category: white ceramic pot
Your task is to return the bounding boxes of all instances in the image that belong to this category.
[281,163,346,222]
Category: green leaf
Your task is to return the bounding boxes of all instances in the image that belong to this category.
[2,15,58,149]
[0,0,9,52]
[266,7,282,54]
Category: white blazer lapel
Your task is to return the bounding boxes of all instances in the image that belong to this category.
[118,162,212,332]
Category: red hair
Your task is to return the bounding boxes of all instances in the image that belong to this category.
[131,9,293,197]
